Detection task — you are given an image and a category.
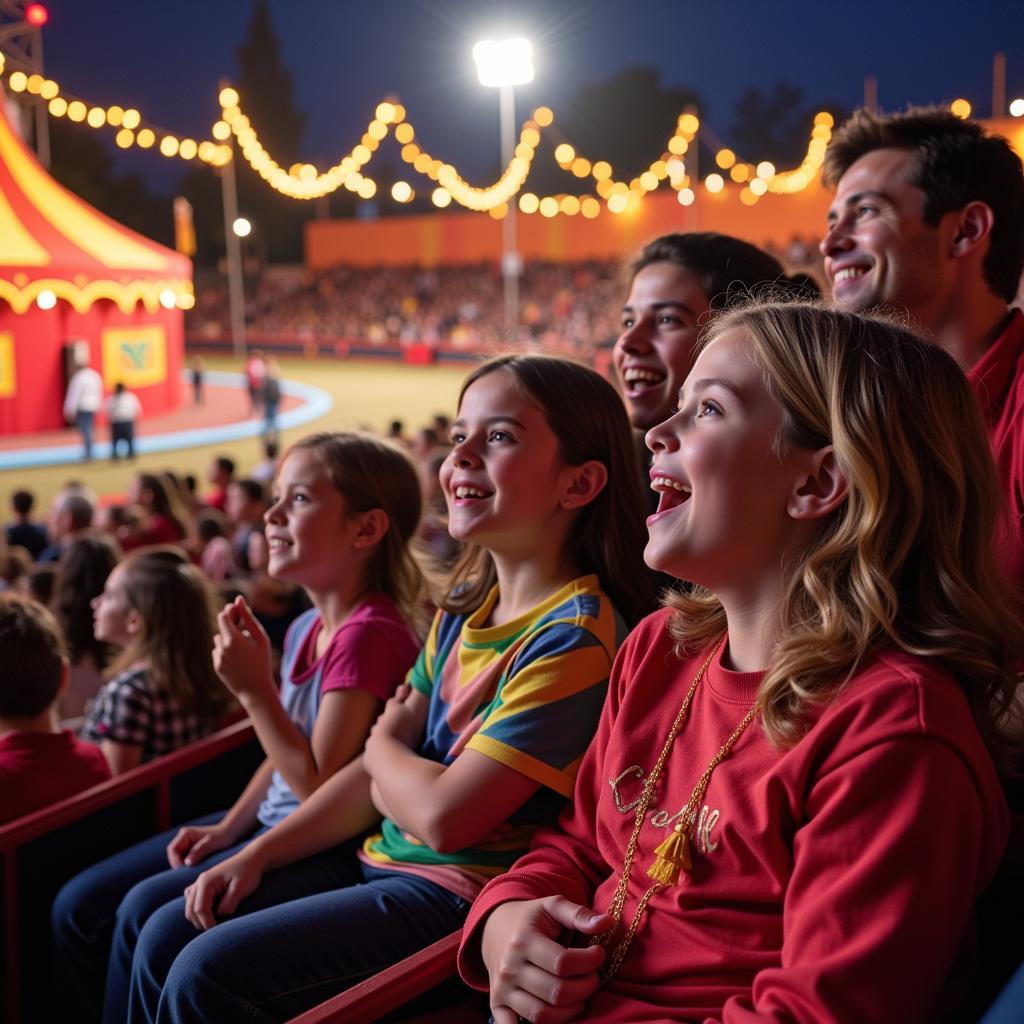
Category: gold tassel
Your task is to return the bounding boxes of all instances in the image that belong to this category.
[646,824,692,885]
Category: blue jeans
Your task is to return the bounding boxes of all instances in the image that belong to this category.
[76,409,95,458]
[49,812,249,1022]
[139,861,469,1023]
[982,960,1024,1022]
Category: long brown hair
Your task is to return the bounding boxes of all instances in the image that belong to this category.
[106,547,231,722]
[288,432,429,635]
[666,301,1023,770]
[444,354,653,627]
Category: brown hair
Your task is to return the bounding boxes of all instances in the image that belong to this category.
[823,106,1024,302]
[666,301,1022,770]
[444,354,653,627]
[0,593,67,718]
[628,231,819,308]
[288,432,429,635]
[107,547,231,722]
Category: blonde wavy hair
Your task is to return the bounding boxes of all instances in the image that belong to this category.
[666,301,1023,770]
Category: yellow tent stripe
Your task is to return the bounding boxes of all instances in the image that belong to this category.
[0,108,168,271]
[0,179,48,265]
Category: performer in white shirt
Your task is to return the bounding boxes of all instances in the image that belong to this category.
[63,357,104,461]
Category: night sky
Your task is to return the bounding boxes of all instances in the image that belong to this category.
[29,0,1024,193]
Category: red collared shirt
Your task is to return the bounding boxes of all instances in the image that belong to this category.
[968,308,1024,596]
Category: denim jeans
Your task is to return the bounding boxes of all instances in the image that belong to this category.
[49,812,241,1022]
[140,861,469,1024]
[76,409,95,459]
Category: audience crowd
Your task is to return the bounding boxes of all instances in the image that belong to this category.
[188,238,824,357]
[2,106,1024,1023]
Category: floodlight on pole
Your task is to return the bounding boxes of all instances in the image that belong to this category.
[472,38,534,88]
[472,37,533,340]
[232,217,253,238]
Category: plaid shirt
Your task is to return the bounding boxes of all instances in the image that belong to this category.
[80,667,218,762]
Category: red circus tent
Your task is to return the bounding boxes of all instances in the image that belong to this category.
[0,89,192,435]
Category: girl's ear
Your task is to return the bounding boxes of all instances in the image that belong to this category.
[559,460,609,511]
[788,447,848,521]
[125,607,143,636]
[352,508,389,549]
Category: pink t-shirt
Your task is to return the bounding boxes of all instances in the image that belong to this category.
[256,595,421,827]
[289,594,421,703]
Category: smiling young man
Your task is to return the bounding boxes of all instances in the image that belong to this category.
[821,107,1024,593]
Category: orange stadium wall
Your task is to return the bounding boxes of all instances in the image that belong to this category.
[305,183,833,270]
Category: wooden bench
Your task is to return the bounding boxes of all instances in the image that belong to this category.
[0,719,261,1024]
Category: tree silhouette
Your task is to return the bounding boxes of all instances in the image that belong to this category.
[229,0,312,262]
[730,80,848,168]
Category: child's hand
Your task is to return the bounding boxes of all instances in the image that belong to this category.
[366,684,423,752]
[183,849,265,931]
[481,897,610,1024]
[166,823,235,869]
[212,597,274,704]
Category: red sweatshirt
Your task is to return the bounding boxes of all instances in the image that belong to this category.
[459,610,1009,1023]
[969,307,1024,597]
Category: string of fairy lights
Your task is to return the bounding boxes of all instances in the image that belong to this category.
[0,49,1003,219]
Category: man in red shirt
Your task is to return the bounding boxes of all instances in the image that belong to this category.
[820,107,1024,592]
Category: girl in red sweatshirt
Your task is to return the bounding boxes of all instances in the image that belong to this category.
[460,302,1022,1023]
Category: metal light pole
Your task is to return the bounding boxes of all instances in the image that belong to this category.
[473,38,534,342]
[498,83,520,340]
[220,136,247,359]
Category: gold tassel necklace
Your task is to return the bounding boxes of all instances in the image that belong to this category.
[595,635,759,982]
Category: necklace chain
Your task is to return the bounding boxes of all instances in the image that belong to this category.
[596,636,759,982]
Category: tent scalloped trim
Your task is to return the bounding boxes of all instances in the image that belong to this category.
[0,277,194,315]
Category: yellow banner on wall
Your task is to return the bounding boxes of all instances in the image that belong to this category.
[102,326,166,388]
[0,332,15,397]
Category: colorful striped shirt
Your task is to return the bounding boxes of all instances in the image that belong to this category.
[360,574,625,900]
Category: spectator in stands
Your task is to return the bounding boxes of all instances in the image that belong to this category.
[614,232,815,435]
[225,477,267,574]
[107,381,142,462]
[0,594,110,825]
[193,510,236,583]
[204,455,236,513]
[50,535,120,721]
[5,489,49,560]
[79,547,233,773]
[0,545,30,592]
[118,474,188,552]
[460,304,1019,1023]
[129,355,652,1021]
[250,438,280,487]
[385,419,409,448]
[38,486,97,563]
[53,432,427,1022]
[21,563,57,606]
[820,106,1024,594]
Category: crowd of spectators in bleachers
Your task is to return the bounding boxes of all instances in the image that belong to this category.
[187,237,823,357]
